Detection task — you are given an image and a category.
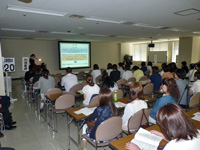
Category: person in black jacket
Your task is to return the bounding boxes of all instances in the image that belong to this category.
[110,64,120,82]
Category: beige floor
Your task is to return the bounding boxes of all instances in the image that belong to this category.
[1,80,112,150]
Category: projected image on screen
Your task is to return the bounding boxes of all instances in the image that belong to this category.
[58,42,91,69]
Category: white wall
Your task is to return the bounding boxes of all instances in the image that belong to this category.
[0,39,5,95]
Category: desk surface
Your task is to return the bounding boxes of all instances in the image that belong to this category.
[109,109,200,150]
[66,96,155,121]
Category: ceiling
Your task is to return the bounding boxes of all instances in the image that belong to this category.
[0,0,200,43]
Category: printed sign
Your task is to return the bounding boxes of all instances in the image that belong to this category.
[3,58,15,72]
[22,57,29,71]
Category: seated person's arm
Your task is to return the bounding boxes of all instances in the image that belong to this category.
[125,142,140,150]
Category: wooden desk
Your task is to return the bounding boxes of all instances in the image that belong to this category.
[109,109,200,150]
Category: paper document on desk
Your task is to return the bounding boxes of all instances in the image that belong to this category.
[74,107,96,116]
[192,112,200,121]
[131,128,163,150]
[115,102,126,108]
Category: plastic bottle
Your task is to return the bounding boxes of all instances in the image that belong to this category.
[114,91,118,102]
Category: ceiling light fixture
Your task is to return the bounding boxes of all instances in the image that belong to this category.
[87,34,109,37]
[85,17,122,24]
[51,31,78,35]
[134,23,163,29]
[1,28,35,32]
[7,5,67,16]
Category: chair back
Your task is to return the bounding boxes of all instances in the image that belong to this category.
[77,71,85,78]
[139,76,148,81]
[127,77,136,84]
[95,117,122,141]
[80,81,88,87]
[127,108,151,133]
[116,89,123,99]
[45,88,62,101]
[143,83,154,96]
[55,73,62,80]
[69,83,83,94]
[95,75,102,84]
[55,94,75,110]
[117,78,127,89]
[89,95,99,106]
[54,76,61,85]
[189,92,200,108]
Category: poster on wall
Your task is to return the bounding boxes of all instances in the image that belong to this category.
[22,57,29,72]
[3,57,15,72]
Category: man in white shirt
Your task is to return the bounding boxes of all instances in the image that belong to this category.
[61,67,78,92]
[122,64,133,81]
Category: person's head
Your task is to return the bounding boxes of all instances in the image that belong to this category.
[102,70,108,81]
[148,61,152,67]
[29,65,34,71]
[189,63,195,70]
[118,62,124,69]
[125,64,130,71]
[181,61,187,67]
[107,63,113,70]
[194,71,200,81]
[132,66,139,71]
[152,66,159,74]
[163,65,169,72]
[30,54,35,58]
[93,64,99,70]
[162,78,180,100]
[161,63,167,70]
[157,103,198,141]
[35,65,42,74]
[175,69,186,80]
[99,88,117,116]
[129,82,144,100]
[42,69,49,79]
[103,76,114,88]
[112,64,118,71]
[65,67,72,74]
[168,62,177,72]
[196,64,200,71]
[85,74,94,86]
[141,62,146,67]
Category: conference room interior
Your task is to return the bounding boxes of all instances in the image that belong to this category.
[0,0,200,150]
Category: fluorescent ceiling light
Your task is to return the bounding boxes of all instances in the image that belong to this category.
[193,31,200,34]
[7,5,67,16]
[0,36,23,39]
[88,34,109,37]
[51,31,78,35]
[1,28,35,32]
[85,17,122,24]
[134,23,163,29]
[167,28,189,32]
[133,38,179,44]
[118,36,133,38]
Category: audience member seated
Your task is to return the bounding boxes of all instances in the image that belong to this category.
[82,88,118,150]
[147,61,152,74]
[140,62,147,74]
[101,75,118,92]
[132,66,144,82]
[149,78,180,124]
[161,65,173,79]
[82,74,100,106]
[32,65,42,84]
[160,63,167,77]
[149,66,162,91]
[110,64,120,82]
[0,96,16,130]
[175,69,188,108]
[122,82,147,131]
[168,62,178,73]
[122,64,133,81]
[181,61,189,73]
[118,62,125,78]
[61,67,78,92]
[25,65,35,82]
[106,63,113,76]
[186,63,196,82]
[190,71,200,95]
[38,69,55,109]
[91,64,101,84]
[125,103,200,150]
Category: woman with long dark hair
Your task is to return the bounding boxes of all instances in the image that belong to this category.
[149,78,180,124]
[82,88,118,150]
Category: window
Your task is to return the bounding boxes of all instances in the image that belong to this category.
[150,42,168,51]
[132,44,147,61]
[172,41,179,63]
